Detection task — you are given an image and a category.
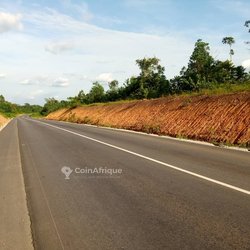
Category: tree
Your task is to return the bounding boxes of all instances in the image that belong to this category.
[41,98,60,115]
[222,37,235,61]
[108,80,119,91]
[106,80,119,102]
[133,57,169,98]
[77,90,86,104]
[244,20,250,44]
[88,82,105,103]
[245,20,250,33]
[0,95,5,102]
[181,39,214,90]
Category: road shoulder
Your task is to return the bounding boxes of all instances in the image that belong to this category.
[0,119,33,250]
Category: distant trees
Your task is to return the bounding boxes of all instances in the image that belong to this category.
[38,36,250,116]
[222,37,235,61]
[0,94,42,116]
[41,98,62,116]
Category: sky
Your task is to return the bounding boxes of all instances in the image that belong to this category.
[0,0,249,105]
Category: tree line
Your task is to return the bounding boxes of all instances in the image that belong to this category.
[41,35,250,115]
[0,95,42,117]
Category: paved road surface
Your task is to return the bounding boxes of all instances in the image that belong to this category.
[3,116,250,249]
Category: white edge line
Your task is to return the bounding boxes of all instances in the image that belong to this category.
[0,118,13,132]
[29,118,250,196]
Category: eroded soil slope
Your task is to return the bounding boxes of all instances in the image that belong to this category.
[0,114,8,128]
[47,92,250,146]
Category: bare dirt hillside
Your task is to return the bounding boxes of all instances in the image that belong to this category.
[0,114,8,128]
[47,92,250,146]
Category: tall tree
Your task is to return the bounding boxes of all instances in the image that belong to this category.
[222,37,235,61]
[88,82,105,103]
[245,20,250,32]
[108,80,119,91]
[0,95,5,102]
[186,39,214,86]
[135,57,169,98]
[244,20,250,44]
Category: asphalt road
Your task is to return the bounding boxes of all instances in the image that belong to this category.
[6,116,250,249]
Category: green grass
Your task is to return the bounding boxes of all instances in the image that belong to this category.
[84,82,250,108]
[177,81,250,98]
[82,99,137,107]
[29,112,44,118]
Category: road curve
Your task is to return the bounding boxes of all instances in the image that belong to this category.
[10,116,250,249]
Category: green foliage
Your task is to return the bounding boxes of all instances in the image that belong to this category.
[40,98,64,116]
[245,20,250,33]
[120,57,170,99]
[106,80,120,101]
[222,37,235,61]
[0,94,42,117]
[187,39,214,85]
[88,82,105,103]
[39,37,250,115]
[170,38,248,93]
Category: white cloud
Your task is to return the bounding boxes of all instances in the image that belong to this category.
[20,76,49,85]
[27,89,44,100]
[0,12,23,33]
[52,77,70,87]
[45,41,74,54]
[96,73,113,82]
[242,59,250,69]
[0,74,6,79]
[20,79,34,85]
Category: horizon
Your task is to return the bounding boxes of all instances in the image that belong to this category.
[0,0,250,105]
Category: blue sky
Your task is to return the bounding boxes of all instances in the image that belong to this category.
[0,0,249,104]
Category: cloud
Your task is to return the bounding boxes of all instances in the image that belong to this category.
[20,79,35,85]
[45,41,74,54]
[27,89,44,100]
[242,59,250,69]
[0,12,23,33]
[20,76,49,85]
[0,74,6,79]
[96,73,113,82]
[52,77,70,87]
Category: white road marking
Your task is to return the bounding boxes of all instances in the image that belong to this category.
[0,118,13,132]
[28,118,250,195]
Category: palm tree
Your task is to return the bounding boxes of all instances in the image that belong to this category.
[222,37,235,61]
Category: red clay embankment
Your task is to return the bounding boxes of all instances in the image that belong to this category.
[47,92,250,146]
[0,114,9,129]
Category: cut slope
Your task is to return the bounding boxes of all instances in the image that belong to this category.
[0,114,9,128]
[47,92,250,146]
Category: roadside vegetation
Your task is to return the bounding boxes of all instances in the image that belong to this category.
[41,26,250,115]
[0,95,42,118]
